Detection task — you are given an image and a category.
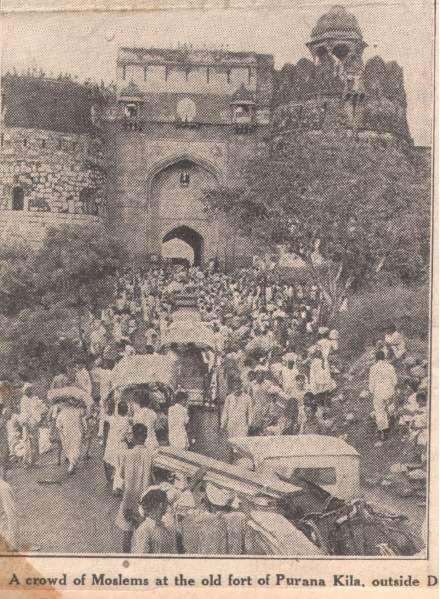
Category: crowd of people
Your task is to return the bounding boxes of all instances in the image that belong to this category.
[0,260,430,554]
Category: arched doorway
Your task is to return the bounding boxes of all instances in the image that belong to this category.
[147,155,220,261]
[162,225,204,266]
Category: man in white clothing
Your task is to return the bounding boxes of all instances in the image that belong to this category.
[368,350,397,440]
[280,359,300,396]
[221,379,253,439]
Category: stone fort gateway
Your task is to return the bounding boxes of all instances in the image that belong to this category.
[0,5,418,268]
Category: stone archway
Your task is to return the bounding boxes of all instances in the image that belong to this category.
[146,154,221,262]
[162,225,204,266]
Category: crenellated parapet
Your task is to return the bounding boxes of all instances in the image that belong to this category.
[272,5,412,144]
[0,74,108,242]
[0,5,415,258]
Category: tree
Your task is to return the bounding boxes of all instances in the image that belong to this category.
[0,304,86,381]
[0,236,35,316]
[203,136,431,288]
[0,225,126,380]
[31,225,126,340]
[0,225,125,314]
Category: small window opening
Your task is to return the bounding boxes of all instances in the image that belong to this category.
[333,44,350,60]
[79,187,98,215]
[12,186,24,211]
[288,467,337,486]
[125,103,138,119]
[179,171,190,187]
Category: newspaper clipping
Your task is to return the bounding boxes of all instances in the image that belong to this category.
[0,0,437,597]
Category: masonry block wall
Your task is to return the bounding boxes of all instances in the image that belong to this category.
[0,75,107,244]
[0,127,106,213]
[0,6,416,266]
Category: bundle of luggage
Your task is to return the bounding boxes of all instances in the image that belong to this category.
[279,483,424,556]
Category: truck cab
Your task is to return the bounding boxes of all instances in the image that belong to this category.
[229,435,360,500]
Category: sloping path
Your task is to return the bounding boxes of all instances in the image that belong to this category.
[8,443,122,553]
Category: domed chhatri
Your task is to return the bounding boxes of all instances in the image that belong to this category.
[307,5,367,64]
[0,10,409,257]
[310,4,363,42]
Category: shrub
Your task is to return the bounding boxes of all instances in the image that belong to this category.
[336,284,429,357]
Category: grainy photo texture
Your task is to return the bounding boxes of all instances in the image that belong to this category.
[0,0,436,584]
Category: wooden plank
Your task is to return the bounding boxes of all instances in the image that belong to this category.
[154,453,275,497]
[155,447,300,497]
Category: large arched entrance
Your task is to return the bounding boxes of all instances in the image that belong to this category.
[162,225,204,266]
[147,155,220,264]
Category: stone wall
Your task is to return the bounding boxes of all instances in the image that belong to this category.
[0,36,415,265]
[273,56,411,141]
[362,57,411,139]
[0,127,107,216]
[115,91,264,126]
[117,47,273,105]
[0,211,103,247]
[105,121,269,264]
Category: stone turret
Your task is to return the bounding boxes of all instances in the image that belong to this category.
[0,74,107,246]
[307,4,367,74]
[272,4,411,144]
[307,5,366,127]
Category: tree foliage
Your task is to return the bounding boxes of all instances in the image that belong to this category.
[0,225,125,315]
[0,225,126,380]
[203,136,431,287]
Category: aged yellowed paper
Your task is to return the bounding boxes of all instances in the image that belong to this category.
[0,0,437,596]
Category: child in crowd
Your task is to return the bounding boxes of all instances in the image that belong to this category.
[115,423,153,553]
[409,391,428,464]
[131,488,177,554]
[132,394,159,451]
[398,380,419,429]
[302,393,323,435]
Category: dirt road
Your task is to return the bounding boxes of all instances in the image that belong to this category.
[9,444,123,553]
[7,436,425,554]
